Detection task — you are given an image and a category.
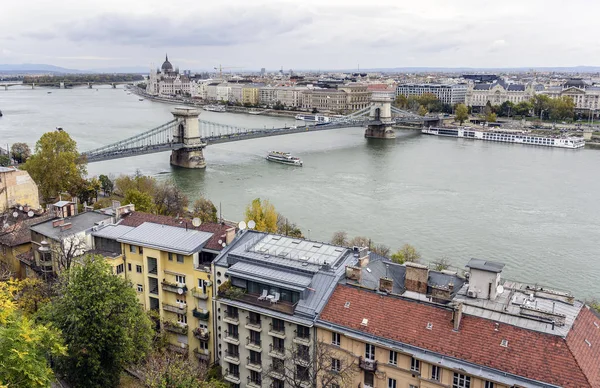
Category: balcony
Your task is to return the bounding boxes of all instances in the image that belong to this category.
[191,287,209,300]
[245,316,262,331]
[223,330,240,345]
[193,347,210,362]
[268,323,286,338]
[163,302,187,315]
[221,291,297,315]
[293,351,310,367]
[223,310,239,325]
[246,337,262,351]
[223,351,240,365]
[162,281,188,294]
[359,357,378,372]
[246,356,263,373]
[293,330,311,346]
[247,376,262,388]
[192,308,209,320]
[192,327,209,341]
[163,321,188,335]
[167,343,189,355]
[269,365,286,380]
[223,369,240,384]
[268,344,286,359]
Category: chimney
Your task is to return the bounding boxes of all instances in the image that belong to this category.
[345,266,362,282]
[225,227,236,244]
[405,262,429,294]
[452,302,463,331]
[112,200,121,210]
[52,219,65,228]
[354,246,369,267]
[60,223,72,232]
[379,277,393,293]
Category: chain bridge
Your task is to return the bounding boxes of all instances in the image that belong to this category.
[82,97,441,168]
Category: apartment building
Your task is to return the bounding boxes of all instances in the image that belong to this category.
[242,85,261,106]
[396,83,467,105]
[338,84,371,111]
[541,79,600,116]
[301,89,348,113]
[0,166,40,213]
[259,86,278,106]
[316,256,600,388]
[275,87,305,109]
[212,231,359,388]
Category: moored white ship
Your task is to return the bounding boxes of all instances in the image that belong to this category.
[295,114,331,123]
[203,105,226,112]
[422,127,585,149]
[266,151,303,166]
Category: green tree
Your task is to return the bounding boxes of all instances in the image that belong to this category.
[70,177,96,206]
[0,154,9,167]
[418,105,428,116]
[99,174,114,196]
[22,130,87,202]
[454,103,469,125]
[153,180,189,216]
[531,95,552,118]
[486,112,497,122]
[124,189,154,213]
[497,101,514,117]
[192,197,218,223]
[114,172,157,197]
[394,94,408,109]
[244,198,278,233]
[0,279,66,388]
[44,256,153,388]
[391,244,422,264]
[549,96,575,121]
[513,101,532,116]
[10,143,31,164]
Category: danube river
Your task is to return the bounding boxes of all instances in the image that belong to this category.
[2,86,600,298]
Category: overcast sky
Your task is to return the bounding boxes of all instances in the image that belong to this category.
[1,0,599,71]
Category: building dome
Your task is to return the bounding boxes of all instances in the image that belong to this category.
[161,54,173,72]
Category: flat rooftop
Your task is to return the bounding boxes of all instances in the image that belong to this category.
[117,222,213,255]
[30,211,112,240]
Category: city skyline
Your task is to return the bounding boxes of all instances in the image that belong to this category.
[2,0,600,70]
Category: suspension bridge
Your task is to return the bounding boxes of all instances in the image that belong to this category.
[82,97,441,168]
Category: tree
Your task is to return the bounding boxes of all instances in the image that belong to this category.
[114,172,157,197]
[432,257,451,271]
[266,341,357,388]
[10,143,31,164]
[22,130,87,202]
[497,101,514,117]
[549,96,575,121]
[331,231,348,246]
[99,174,114,196]
[348,236,370,248]
[0,154,9,167]
[192,197,218,223]
[0,279,66,388]
[418,105,428,116]
[51,233,89,273]
[486,112,497,122]
[394,94,408,109]
[153,180,189,216]
[124,189,154,213]
[513,101,532,116]
[455,103,469,125]
[244,198,277,233]
[276,213,303,238]
[70,177,97,206]
[391,243,422,264]
[531,94,552,118]
[371,243,391,257]
[44,255,153,388]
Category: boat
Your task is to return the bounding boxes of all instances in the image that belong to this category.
[295,114,331,123]
[47,91,52,94]
[422,126,585,149]
[203,105,226,112]
[139,98,144,101]
[266,151,303,166]
[0,110,3,117]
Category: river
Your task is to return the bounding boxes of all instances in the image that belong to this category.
[1,86,599,299]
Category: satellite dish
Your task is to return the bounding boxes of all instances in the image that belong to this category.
[12,212,18,218]
[18,206,23,211]
[497,285,504,295]
[27,211,34,218]
[222,242,226,248]
[192,217,201,227]
[218,239,223,245]
[248,220,256,229]
[177,288,184,295]
[238,221,247,230]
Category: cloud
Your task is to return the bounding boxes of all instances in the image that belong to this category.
[25,7,312,48]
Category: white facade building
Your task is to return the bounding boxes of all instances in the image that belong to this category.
[541,79,600,115]
[396,83,467,105]
[146,54,194,97]
[465,79,536,109]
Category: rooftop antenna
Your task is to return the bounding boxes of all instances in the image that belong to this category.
[219,202,222,224]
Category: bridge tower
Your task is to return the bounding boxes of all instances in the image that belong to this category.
[170,107,207,169]
[364,96,395,139]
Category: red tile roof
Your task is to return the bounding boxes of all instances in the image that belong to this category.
[319,285,600,388]
[119,211,232,251]
[0,213,55,247]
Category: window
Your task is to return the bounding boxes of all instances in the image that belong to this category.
[387,378,397,388]
[296,365,309,382]
[431,365,441,381]
[249,350,261,365]
[331,357,341,372]
[364,372,374,387]
[136,265,142,273]
[116,264,124,274]
[484,382,494,388]
[177,314,187,325]
[176,254,184,263]
[129,245,136,253]
[175,275,185,285]
[365,343,375,360]
[168,252,173,261]
[296,324,310,339]
[147,257,157,275]
[296,344,309,361]
[332,332,340,346]
[272,379,284,388]
[139,246,143,254]
[272,318,285,332]
[410,357,420,373]
[137,284,143,292]
[388,350,397,365]
[250,330,261,346]
[127,263,132,272]
[453,373,471,388]
[272,337,284,352]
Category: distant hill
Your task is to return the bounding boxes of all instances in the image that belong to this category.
[340,66,600,73]
[0,64,85,74]
[88,66,149,74]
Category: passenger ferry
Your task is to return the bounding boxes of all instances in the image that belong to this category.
[422,127,585,149]
[203,105,226,112]
[295,114,331,123]
[266,151,303,166]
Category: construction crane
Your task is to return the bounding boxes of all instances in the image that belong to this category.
[214,65,243,79]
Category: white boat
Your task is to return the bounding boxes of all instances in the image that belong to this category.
[204,105,226,112]
[139,98,144,101]
[422,127,585,149]
[295,114,331,123]
[266,151,303,166]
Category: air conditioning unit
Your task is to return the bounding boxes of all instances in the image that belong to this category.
[467,289,477,298]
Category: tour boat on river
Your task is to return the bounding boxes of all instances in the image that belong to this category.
[422,127,585,149]
[204,105,226,112]
[295,114,331,123]
[266,151,303,166]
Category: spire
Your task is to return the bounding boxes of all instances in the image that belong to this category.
[165,53,168,61]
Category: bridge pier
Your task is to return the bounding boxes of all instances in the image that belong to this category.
[88,83,92,89]
[364,96,395,139]
[170,107,207,169]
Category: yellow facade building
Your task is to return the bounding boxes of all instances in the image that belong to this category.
[242,86,260,106]
[0,166,40,213]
